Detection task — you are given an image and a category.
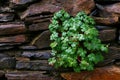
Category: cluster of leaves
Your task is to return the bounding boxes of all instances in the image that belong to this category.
[48,10,108,72]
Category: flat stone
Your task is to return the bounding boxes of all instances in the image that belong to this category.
[0,46,13,50]
[95,25,114,30]
[0,35,27,43]
[19,45,37,50]
[6,71,54,80]
[0,13,14,22]
[93,16,119,25]
[10,0,38,9]
[0,22,26,35]
[28,21,50,31]
[0,57,16,69]
[0,43,21,46]
[22,50,51,60]
[31,30,51,49]
[0,7,14,13]
[61,66,120,80]
[20,3,61,19]
[16,60,53,71]
[99,29,116,42]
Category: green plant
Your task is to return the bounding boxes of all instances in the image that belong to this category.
[48,10,108,72]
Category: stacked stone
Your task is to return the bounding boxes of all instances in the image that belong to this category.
[0,0,119,80]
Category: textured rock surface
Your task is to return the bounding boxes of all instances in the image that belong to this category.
[16,60,53,70]
[31,30,51,49]
[0,13,14,22]
[22,50,51,60]
[5,71,54,80]
[99,29,116,42]
[0,22,26,35]
[61,66,120,80]
[0,35,27,43]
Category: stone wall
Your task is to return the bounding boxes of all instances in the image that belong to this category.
[0,0,119,80]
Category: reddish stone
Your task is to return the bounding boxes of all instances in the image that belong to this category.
[93,16,119,25]
[0,22,26,35]
[0,35,27,43]
[31,30,51,49]
[61,66,120,80]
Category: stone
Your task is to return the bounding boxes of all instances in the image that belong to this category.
[99,29,116,42]
[22,50,51,60]
[20,3,61,19]
[93,16,119,25]
[57,0,95,16]
[31,30,51,49]
[95,25,113,30]
[0,13,14,22]
[10,0,38,9]
[19,45,37,50]
[28,21,50,31]
[6,71,54,80]
[0,7,14,13]
[16,57,30,61]
[0,71,5,78]
[0,22,26,35]
[16,60,53,71]
[96,46,120,67]
[0,57,16,69]
[0,35,27,43]
[61,66,120,80]
[0,46,13,50]
[0,43,21,46]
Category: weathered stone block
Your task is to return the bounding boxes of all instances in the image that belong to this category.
[0,57,16,69]
[29,21,50,31]
[22,50,51,60]
[93,16,119,25]
[6,71,54,80]
[16,60,53,71]
[95,25,114,30]
[0,35,27,43]
[61,66,120,80]
[19,45,37,50]
[0,22,26,35]
[31,30,51,49]
[0,13,14,22]
[20,3,61,19]
[99,29,116,42]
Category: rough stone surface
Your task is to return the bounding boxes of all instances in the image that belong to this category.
[6,71,54,80]
[0,13,14,22]
[29,21,50,31]
[61,66,120,80]
[0,35,27,43]
[20,3,61,19]
[22,50,51,60]
[31,30,51,49]
[99,29,116,42]
[19,45,37,50]
[16,60,53,71]
[95,25,113,30]
[93,16,119,25]
[0,57,16,69]
[0,22,26,35]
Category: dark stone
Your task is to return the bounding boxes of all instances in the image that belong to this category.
[99,29,116,42]
[0,71,5,78]
[20,3,61,19]
[0,46,13,50]
[0,13,14,22]
[0,35,27,43]
[0,57,16,69]
[28,21,50,31]
[31,30,51,49]
[22,50,51,60]
[95,25,113,30]
[19,45,37,50]
[16,60,53,71]
[6,71,54,80]
[96,46,120,67]
[0,22,26,36]
[0,43,21,46]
